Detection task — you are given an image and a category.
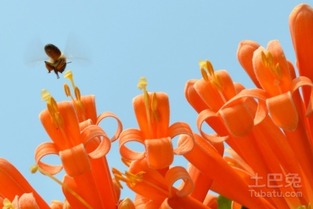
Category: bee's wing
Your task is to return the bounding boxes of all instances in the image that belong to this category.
[24,38,48,68]
[63,33,91,65]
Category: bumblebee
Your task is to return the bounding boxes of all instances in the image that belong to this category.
[44,44,68,78]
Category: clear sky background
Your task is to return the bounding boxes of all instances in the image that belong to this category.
[0,0,310,204]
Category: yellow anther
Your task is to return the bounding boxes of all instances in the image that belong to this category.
[137,77,152,124]
[199,60,222,90]
[137,77,148,90]
[274,63,282,78]
[200,60,214,77]
[64,84,71,97]
[30,165,39,174]
[3,198,14,209]
[64,70,75,87]
[261,51,274,67]
[118,198,135,209]
[125,171,145,187]
[42,89,64,129]
[41,89,52,102]
[112,168,145,189]
[261,51,282,79]
[201,68,209,81]
[112,168,125,189]
[64,70,81,102]
[74,87,81,102]
[47,97,63,129]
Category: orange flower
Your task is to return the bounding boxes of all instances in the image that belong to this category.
[119,77,194,170]
[113,158,210,209]
[187,60,313,207]
[183,4,313,207]
[116,78,212,208]
[0,158,49,209]
[35,71,123,209]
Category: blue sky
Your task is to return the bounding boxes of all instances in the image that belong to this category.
[0,0,310,204]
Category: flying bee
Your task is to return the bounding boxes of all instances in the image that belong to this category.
[44,44,71,79]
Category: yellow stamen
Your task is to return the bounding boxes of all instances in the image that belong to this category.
[137,77,152,124]
[199,60,222,90]
[2,198,14,209]
[151,92,159,121]
[125,171,145,187]
[112,168,145,189]
[261,51,282,79]
[296,205,311,209]
[63,71,84,119]
[64,70,82,101]
[41,89,64,129]
[74,87,81,102]
[64,70,75,89]
[137,77,160,124]
[41,89,52,102]
[31,165,93,209]
[64,84,71,98]
[118,197,135,209]
[30,165,38,173]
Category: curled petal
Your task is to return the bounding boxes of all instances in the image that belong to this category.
[291,76,313,116]
[59,144,90,176]
[96,112,123,142]
[145,137,173,169]
[165,166,194,197]
[197,88,268,139]
[224,88,268,125]
[119,129,145,162]
[81,125,111,159]
[34,142,62,175]
[128,158,169,201]
[266,91,298,130]
[219,103,253,137]
[40,101,81,150]
[168,122,194,155]
[197,109,228,143]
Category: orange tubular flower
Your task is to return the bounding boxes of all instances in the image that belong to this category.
[113,158,210,209]
[289,3,313,148]
[34,71,123,209]
[185,52,313,207]
[119,77,194,170]
[3,3,313,209]
[0,158,49,209]
[117,78,212,208]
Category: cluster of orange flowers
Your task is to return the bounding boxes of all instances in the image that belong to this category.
[0,3,312,209]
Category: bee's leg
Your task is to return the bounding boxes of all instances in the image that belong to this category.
[45,61,54,73]
[53,70,60,79]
